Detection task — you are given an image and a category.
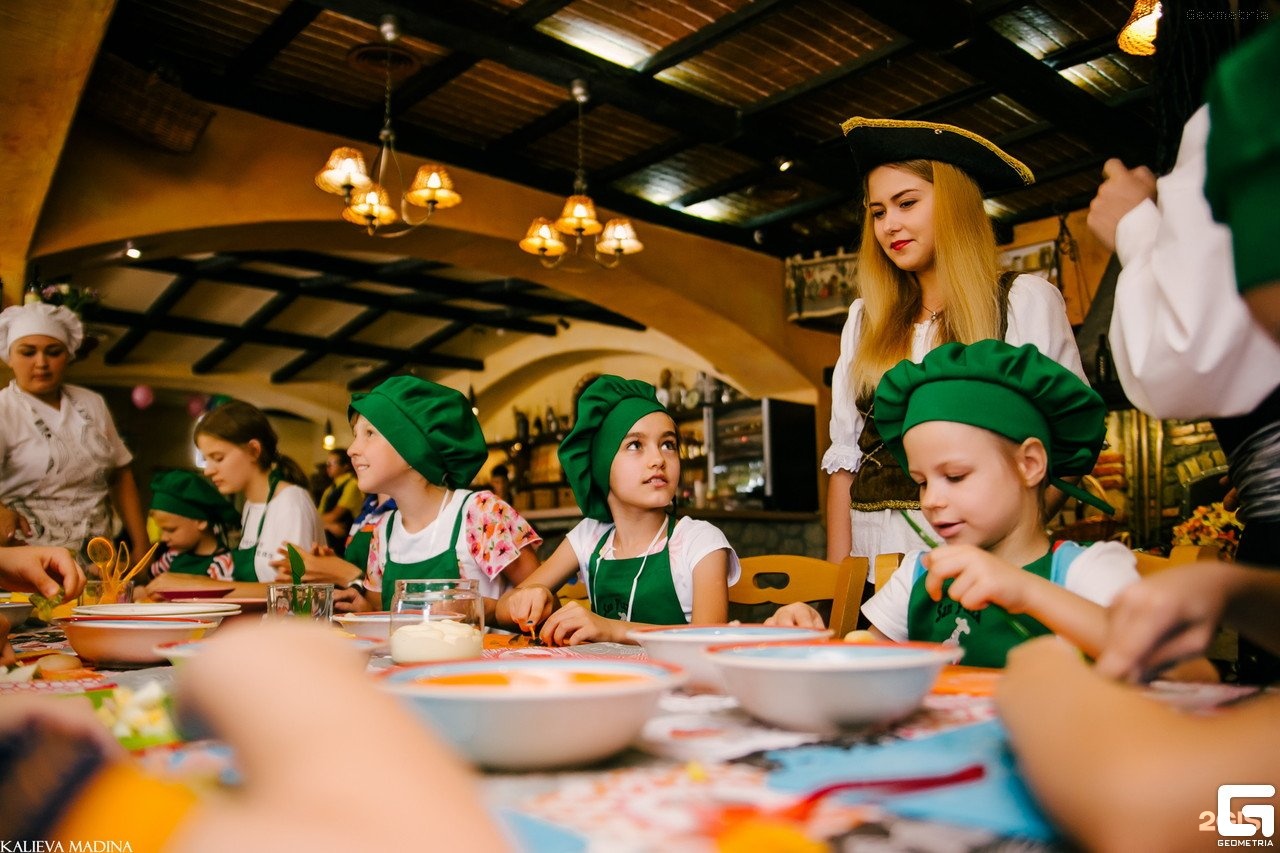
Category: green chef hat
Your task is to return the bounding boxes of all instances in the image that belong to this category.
[349,376,487,489]
[150,470,241,529]
[558,375,666,522]
[874,340,1113,515]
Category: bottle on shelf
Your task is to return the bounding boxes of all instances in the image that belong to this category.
[546,404,559,434]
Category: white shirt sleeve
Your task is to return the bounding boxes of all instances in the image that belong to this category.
[859,550,925,641]
[1004,276,1088,384]
[1110,106,1280,419]
[668,518,741,619]
[1060,541,1140,606]
[566,518,611,588]
[822,300,866,474]
[250,484,325,582]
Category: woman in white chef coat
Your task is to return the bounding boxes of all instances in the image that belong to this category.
[0,303,148,557]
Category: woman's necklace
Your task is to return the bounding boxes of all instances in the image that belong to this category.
[921,303,943,324]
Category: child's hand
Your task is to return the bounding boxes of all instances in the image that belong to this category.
[765,602,827,629]
[539,601,619,646]
[923,545,1032,613]
[333,587,369,614]
[504,586,555,634]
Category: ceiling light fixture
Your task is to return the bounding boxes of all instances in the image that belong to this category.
[519,79,643,270]
[1118,0,1161,55]
[776,157,794,173]
[315,15,461,237]
[124,241,141,260]
[322,418,337,451]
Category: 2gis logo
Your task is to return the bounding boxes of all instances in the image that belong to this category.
[1201,785,1275,846]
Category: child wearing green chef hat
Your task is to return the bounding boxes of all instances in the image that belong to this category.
[138,470,242,598]
[296,376,542,619]
[498,375,740,645]
[772,340,1157,668]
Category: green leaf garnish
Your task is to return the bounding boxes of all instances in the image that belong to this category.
[286,544,306,585]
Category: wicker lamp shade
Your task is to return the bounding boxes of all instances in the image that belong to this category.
[1118,0,1161,56]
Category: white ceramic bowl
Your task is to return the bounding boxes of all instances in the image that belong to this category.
[707,640,962,733]
[55,616,217,665]
[380,657,684,770]
[333,611,393,641]
[626,624,830,691]
[0,600,34,627]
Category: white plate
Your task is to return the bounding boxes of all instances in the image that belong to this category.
[74,602,243,617]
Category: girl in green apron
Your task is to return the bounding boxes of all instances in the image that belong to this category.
[772,341,1147,668]
[194,401,324,583]
[499,375,740,646]
[140,470,248,598]
[334,377,541,620]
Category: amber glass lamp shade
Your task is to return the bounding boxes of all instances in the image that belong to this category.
[316,147,371,195]
[343,184,397,229]
[405,165,462,209]
[519,217,568,257]
[554,194,603,236]
[597,219,644,256]
[1118,0,1161,56]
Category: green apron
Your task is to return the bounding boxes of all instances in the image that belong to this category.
[906,548,1056,668]
[230,475,279,583]
[344,528,373,576]
[378,499,467,610]
[587,514,687,625]
[166,549,230,577]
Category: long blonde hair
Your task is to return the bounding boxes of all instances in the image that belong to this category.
[851,160,1002,400]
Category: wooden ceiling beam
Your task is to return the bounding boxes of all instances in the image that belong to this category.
[133,256,560,336]
[227,0,322,85]
[103,274,199,365]
[349,321,471,390]
[271,306,387,383]
[192,291,298,374]
[91,306,483,371]
[634,0,798,76]
[391,52,481,116]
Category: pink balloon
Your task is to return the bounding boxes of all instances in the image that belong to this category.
[187,394,209,418]
[131,384,155,410]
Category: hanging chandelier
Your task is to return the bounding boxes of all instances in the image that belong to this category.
[314,15,461,237]
[518,79,643,269]
[1117,1,1161,56]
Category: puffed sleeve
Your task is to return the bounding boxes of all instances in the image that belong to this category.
[821,300,866,474]
[1111,107,1280,419]
[462,491,543,580]
[1004,275,1087,384]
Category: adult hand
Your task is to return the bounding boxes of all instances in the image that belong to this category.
[1095,561,1234,683]
[333,586,369,614]
[764,602,827,629]
[0,546,85,599]
[0,504,33,546]
[540,601,618,646]
[1087,158,1157,252]
[922,544,1030,613]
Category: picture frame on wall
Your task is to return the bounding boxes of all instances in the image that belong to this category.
[784,251,857,330]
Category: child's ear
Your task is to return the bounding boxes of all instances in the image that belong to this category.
[197,520,209,532]
[1015,437,1049,487]
[246,438,263,463]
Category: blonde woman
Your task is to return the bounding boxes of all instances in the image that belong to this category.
[825,118,1087,577]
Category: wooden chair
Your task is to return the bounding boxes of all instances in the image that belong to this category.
[1133,544,1222,578]
[873,553,905,593]
[730,554,868,636]
[557,579,591,609]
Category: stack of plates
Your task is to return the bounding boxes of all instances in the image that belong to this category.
[72,602,245,627]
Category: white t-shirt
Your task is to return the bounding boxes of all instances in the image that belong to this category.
[1111,105,1280,420]
[565,517,742,621]
[862,541,1138,642]
[0,381,133,548]
[239,482,325,582]
[822,275,1087,565]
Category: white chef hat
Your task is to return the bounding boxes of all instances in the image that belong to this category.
[0,303,85,364]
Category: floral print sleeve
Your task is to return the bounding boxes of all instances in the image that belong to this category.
[464,491,542,580]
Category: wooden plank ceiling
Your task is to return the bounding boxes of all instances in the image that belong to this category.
[59,0,1154,384]
[97,0,1154,257]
